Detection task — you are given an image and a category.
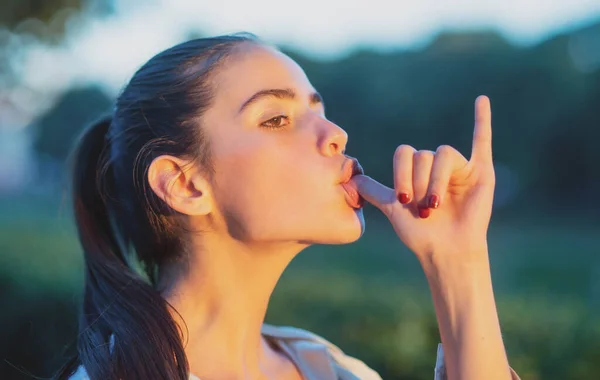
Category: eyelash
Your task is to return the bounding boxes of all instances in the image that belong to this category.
[260,115,290,130]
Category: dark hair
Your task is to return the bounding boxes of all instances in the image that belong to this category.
[54,33,260,380]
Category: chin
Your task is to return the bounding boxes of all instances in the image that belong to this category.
[318,208,365,245]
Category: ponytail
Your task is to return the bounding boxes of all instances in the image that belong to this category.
[56,116,189,379]
[53,34,259,379]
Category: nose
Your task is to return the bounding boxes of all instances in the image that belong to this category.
[317,119,348,157]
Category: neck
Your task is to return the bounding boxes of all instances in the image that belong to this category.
[158,231,308,378]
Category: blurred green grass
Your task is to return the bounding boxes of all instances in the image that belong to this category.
[1,195,599,379]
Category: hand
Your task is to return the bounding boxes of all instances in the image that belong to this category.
[353,96,495,260]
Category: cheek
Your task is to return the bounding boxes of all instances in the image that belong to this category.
[212,142,334,240]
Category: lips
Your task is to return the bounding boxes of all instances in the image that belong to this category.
[340,158,365,209]
[342,180,364,209]
[339,158,364,183]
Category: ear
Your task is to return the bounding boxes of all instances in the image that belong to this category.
[147,155,212,216]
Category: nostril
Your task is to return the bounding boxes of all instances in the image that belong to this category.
[330,142,339,154]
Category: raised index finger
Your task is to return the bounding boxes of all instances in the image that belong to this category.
[470,95,493,164]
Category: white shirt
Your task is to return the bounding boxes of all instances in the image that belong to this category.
[69,323,519,379]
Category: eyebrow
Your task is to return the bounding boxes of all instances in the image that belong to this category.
[238,88,324,114]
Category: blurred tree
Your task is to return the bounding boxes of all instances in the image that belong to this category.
[0,0,114,38]
[0,0,114,89]
[32,85,112,163]
[291,23,600,214]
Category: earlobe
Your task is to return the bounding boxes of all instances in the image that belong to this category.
[147,155,212,216]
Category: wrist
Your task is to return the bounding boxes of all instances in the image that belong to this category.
[419,246,511,379]
[418,246,494,308]
[418,243,490,277]
[422,249,500,346]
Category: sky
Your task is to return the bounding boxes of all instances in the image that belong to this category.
[7,0,600,118]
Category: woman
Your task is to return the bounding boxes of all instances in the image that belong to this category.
[56,33,519,379]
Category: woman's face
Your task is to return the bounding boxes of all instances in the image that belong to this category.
[202,44,364,246]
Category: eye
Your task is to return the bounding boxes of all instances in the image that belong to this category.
[260,115,290,130]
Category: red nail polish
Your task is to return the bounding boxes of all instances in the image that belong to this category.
[398,193,410,204]
[418,208,431,218]
[429,194,440,209]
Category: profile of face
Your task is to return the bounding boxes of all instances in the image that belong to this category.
[193,44,365,247]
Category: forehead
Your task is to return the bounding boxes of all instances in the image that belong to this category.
[211,44,315,110]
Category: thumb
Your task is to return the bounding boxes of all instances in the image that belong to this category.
[352,174,395,216]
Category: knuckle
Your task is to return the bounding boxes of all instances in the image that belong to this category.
[414,149,434,160]
[394,144,415,158]
[436,144,454,155]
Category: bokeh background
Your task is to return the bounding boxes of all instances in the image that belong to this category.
[1,1,600,379]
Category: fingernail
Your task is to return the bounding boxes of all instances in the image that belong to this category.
[429,194,440,209]
[418,208,431,218]
[398,193,410,204]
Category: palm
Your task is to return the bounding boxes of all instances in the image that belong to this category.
[354,96,495,258]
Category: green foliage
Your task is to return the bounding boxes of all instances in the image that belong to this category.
[1,195,598,379]
[0,0,114,37]
[1,0,84,31]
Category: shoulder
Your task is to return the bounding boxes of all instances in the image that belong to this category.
[261,324,382,380]
[66,366,201,380]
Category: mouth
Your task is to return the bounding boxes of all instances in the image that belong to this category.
[339,158,365,184]
[340,158,365,209]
